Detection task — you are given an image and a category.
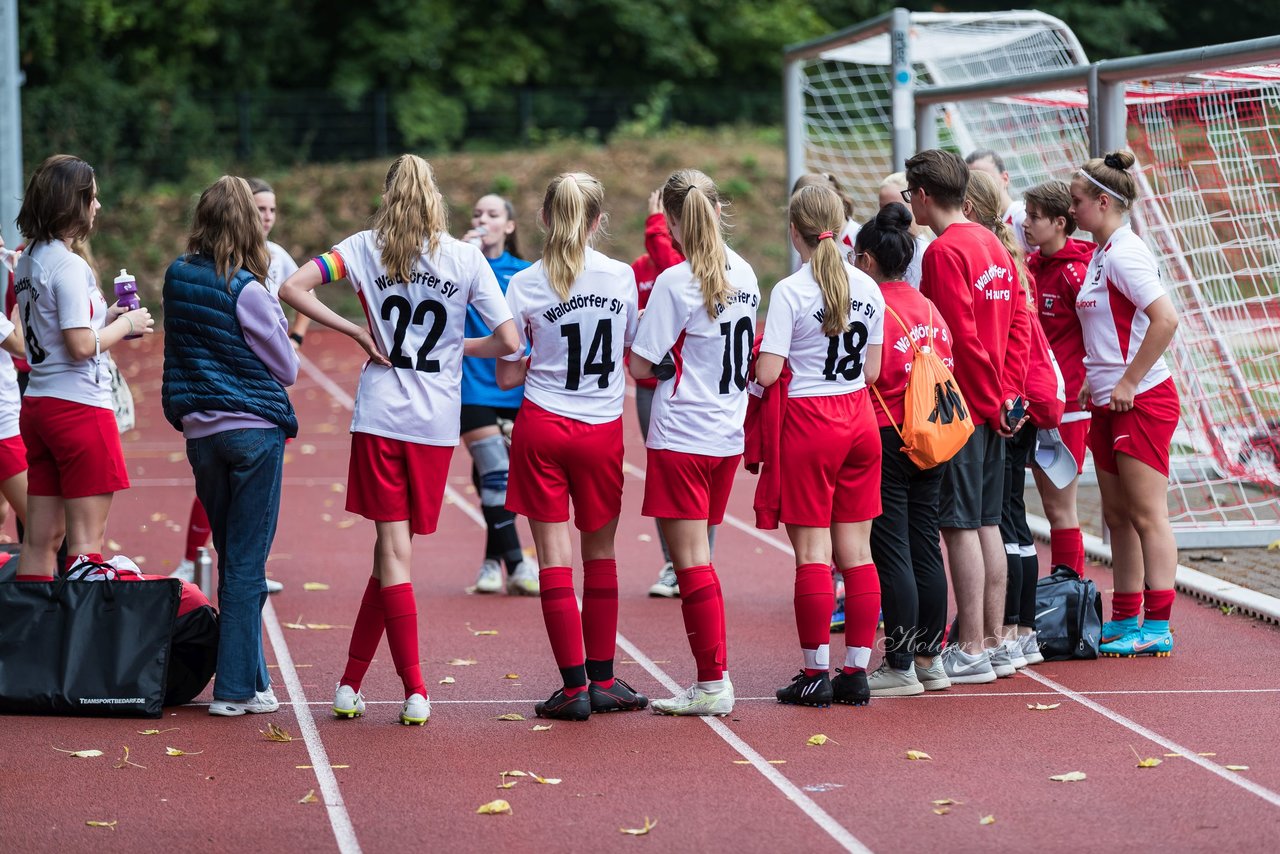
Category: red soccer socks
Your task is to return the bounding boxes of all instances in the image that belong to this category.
[794,563,833,676]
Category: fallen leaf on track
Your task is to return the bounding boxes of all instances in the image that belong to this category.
[330,482,344,492]
[906,750,932,761]
[503,673,520,679]
[53,748,103,758]
[1027,703,1060,711]
[137,728,177,736]
[531,725,553,732]
[165,747,202,757]
[637,534,652,542]
[1049,771,1087,782]
[933,807,951,815]
[337,518,357,529]
[1136,757,1162,768]
[300,444,317,455]
[439,676,456,685]
[85,820,117,831]
[502,771,529,778]
[262,723,294,742]
[303,582,330,591]
[1225,765,1250,771]
[620,817,657,836]
[114,746,145,770]
[532,775,562,785]
[305,623,340,630]
[931,798,961,806]
[476,799,512,815]
[807,734,834,746]
[496,713,525,721]
[979,815,996,825]
[447,658,478,666]
[497,781,517,790]
[107,539,123,551]
[299,790,318,804]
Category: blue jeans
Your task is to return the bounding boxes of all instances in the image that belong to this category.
[187,427,285,700]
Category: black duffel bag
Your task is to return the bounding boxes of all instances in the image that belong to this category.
[0,570,180,718]
[1034,565,1104,660]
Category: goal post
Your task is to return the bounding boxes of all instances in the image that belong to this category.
[785,14,1280,547]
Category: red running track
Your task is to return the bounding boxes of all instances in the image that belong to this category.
[2,330,1280,852]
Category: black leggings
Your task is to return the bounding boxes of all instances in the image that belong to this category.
[1000,427,1040,628]
[869,427,948,670]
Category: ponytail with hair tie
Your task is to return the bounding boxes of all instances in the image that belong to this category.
[818,231,835,241]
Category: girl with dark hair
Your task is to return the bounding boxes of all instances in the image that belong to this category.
[15,154,154,581]
[161,175,295,716]
[859,203,958,697]
[280,155,518,725]
[458,194,539,596]
[1069,150,1181,658]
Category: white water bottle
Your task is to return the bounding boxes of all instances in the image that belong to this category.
[195,546,214,599]
[467,225,488,248]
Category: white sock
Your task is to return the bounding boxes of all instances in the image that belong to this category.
[696,678,726,693]
[803,645,830,670]
[843,646,871,671]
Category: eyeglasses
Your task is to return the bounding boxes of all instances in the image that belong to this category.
[900,187,915,204]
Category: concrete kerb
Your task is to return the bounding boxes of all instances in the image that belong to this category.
[1026,514,1280,626]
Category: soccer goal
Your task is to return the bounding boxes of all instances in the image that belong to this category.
[785,12,1280,547]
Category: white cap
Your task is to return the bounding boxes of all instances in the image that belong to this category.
[1034,428,1078,490]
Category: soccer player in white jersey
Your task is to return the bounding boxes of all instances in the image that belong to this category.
[279,154,518,725]
[14,155,155,581]
[755,185,885,708]
[630,169,760,716]
[791,173,860,265]
[493,172,646,721]
[0,312,29,537]
[1069,149,1181,658]
[966,150,1032,257]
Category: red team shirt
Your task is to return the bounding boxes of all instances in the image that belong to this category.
[872,281,956,428]
[1028,236,1094,418]
[919,221,1024,429]
[1076,224,1172,406]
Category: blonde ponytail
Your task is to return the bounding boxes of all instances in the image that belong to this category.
[663,169,731,318]
[790,185,850,337]
[373,154,448,283]
[541,172,604,301]
[965,169,1031,297]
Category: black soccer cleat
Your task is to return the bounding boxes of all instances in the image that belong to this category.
[535,687,592,721]
[589,678,649,713]
[775,671,833,708]
[832,668,871,706]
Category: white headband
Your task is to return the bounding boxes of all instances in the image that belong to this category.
[1076,169,1127,203]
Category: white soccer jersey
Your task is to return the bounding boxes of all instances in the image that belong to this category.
[14,240,112,409]
[838,219,861,267]
[1075,224,1172,406]
[1005,200,1032,256]
[905,233,929,289]
[266,241,299,297]
[761,261,885,398]
[503,249,638,424]
[0,314,19,439]
[326,231,512,446]
[631,246,760,456]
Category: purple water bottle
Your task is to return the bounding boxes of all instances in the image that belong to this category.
[114,269,142,340]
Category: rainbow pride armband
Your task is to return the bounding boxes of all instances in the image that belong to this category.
[312,250,347,284]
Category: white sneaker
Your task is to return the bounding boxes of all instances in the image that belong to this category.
[941,645,997,685]
[475,559,503,594]
[647,562,679,598]
[333,684,365,719]
[988,644,1017,678]
[266,576,284,594]
[651,680,734,716]
[1006,638,1028,670]
[209,686,280,716]
[171,559,195,582]
[914,656,951,691]
[506,559,540,596]
[867,662,925,697]
[400,693,430,725]
[1020,631,1045,665]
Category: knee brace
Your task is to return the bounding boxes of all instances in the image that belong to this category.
[470,434,510,507]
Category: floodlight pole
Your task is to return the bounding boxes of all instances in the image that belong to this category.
[0,0,19,246]
[889,7,914,169]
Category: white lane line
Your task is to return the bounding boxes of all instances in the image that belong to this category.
[263,600,362,853]
[1023,669,1280,808]
[314,353,873,852]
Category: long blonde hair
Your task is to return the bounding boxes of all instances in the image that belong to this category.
[662,170,732,318]
[187,176,270,286]
[965,170,1030,298]
[372,154,448,283]
[790,185,850,337]
[540,172,604,301]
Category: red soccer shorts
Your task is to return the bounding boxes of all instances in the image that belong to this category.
[1058,416,1092,475]
[346,432,453,535]
[506,400,624,532]
[642,448,740,525]
[780,389,882,526]
[0,434,27,482]
[1089,378,1179,477]
[21,396,129,498]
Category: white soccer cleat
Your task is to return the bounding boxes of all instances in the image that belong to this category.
[333,684,365,719]
[506,559,540,596]
[651,681,734,717]
[474,559,503,594]
[400,693,431,726]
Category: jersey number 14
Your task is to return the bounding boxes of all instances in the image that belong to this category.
[561,319,615,390]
